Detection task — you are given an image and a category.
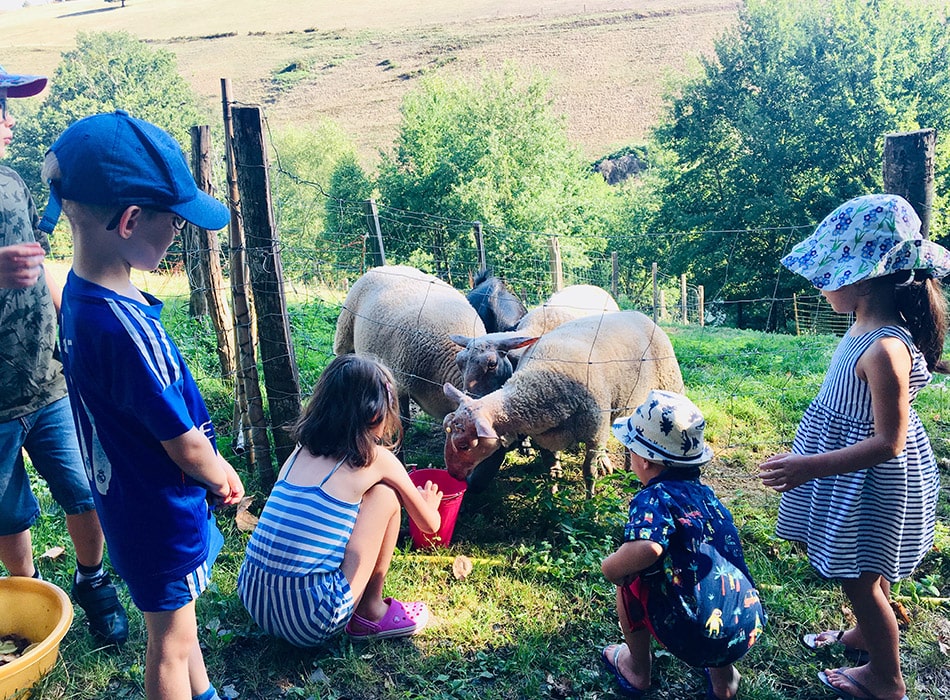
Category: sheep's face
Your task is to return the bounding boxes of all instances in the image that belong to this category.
[449,334,537,399]
[442,405,501,480]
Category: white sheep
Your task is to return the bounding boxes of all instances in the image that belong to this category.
[450,284,621,398]
[442,310,684,496]
[333,265,486,421]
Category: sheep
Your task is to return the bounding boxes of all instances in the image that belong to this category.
[333,265,486,423]
[466,268,527,333]
[449,284,621,398]
[441,310,684,496]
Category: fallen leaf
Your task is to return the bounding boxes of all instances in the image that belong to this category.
[452,555,473,580]
[221,684,239,699]
[40,546,66,561]
[235,497,259,532]
[890,600,911,628]
[309,667,329,683]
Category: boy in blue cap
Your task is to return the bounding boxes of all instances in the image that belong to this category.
[0,65,128,647]
[600,390,764,700]
[40,111,245,700]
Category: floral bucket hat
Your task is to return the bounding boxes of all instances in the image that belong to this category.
[781,193,950,291]
[611,389,714,469]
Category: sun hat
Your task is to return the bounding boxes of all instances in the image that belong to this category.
[611,389,714,469]
[38,110,229,234]
[781,193,950,291]
[0,64,47,98]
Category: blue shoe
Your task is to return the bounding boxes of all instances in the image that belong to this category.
[600,644,646,698]
[71,570,129,647]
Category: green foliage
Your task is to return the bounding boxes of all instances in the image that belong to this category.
[323,152,375,274]
[6,31,207,202]
[269,122,366,279]
[376,67,621,281]
[647,0,950,329]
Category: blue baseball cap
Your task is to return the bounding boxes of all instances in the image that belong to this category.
[0,64,47,98]
[39,110,229,233]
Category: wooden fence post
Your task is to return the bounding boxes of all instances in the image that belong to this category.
[232,105,301,479]
[611,251,618,300]
[548,236,563,292]
[651,262,658,323]
[883,129,936,238]
[680,273,688,324]
[189,125,236,381]
[363,200,387,267]
[697,285,704,327]
[473,221,486,271]
[221,79,271,484]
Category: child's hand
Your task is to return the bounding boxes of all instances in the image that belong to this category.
[209,457,245,507]
[758,452,811,492]
[0,243,45,289]
[417,480,443,509]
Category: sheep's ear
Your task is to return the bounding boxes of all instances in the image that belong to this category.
[448,334,471,349]
[474,414,499,440]
[497,336,539,354]
[444,382,468,405]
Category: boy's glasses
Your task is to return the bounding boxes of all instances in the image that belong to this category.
[105,207,187,232]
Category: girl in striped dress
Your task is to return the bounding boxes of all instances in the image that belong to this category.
[238,354,443,646]
[759,194,950,700]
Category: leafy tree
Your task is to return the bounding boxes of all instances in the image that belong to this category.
[376,68,620,286]
[268,122,365,280]
[323,152,375,275]
[647,0,950,329]
[7,31,206,203]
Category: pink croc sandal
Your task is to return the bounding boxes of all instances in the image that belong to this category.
[345,597,429,639]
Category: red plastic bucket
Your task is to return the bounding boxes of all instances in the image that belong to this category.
[408,468,467,549]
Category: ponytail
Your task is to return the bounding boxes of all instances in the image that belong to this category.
[895,272,948,373]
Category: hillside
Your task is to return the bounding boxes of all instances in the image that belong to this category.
[1,0,741,162]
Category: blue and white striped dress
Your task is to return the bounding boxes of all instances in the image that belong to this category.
[238,454,360,646]
[776,325,940,582]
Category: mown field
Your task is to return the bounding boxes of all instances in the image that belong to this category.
[0,0,741,162]
[22,282,950,700]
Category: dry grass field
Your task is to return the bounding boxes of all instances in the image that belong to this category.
[1,0,740,162]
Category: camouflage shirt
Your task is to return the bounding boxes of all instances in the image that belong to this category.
[0,165,67,421]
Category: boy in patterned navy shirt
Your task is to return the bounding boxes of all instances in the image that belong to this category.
[40,111,244,700]
[600,390,764,700]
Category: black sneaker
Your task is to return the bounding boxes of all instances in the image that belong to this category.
[71,571,129,647]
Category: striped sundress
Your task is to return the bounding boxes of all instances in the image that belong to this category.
[238,454,360,646]
[776,325,940,582]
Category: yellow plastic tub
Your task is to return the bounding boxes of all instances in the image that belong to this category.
[0,577,73,700]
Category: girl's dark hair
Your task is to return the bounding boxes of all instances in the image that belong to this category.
[291,354,403,467]
[879,271,949,373]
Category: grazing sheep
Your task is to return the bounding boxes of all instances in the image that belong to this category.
[442,311,684,496]
[333,265,486,422]
[466,268,527,333]
[450,284,621,398]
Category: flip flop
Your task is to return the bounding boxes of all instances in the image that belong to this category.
[817,669,909,700]
[600,644,645,698]
[802,630,870,664]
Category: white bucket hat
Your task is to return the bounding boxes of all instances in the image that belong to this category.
[612,390,714,469]
[781,193,950,291]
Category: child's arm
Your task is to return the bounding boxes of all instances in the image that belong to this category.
[376,451,443,534]
[760,336,911,492]
[601,540,664,586]
[162,427,245,506]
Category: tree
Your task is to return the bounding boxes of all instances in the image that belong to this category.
[7,31,206,204]
[376,67,620,287]
[647,0,950,329]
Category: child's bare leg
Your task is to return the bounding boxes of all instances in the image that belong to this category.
[828,578,889,651]
[824,573,905,700]
[341,483,400,622]
[144,602,209,700]
[707,665,741,700]
[0,530,35,576]
[605,586,651,691]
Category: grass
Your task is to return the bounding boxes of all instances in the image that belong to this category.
[14,292,950,699]
[0,0,740,163]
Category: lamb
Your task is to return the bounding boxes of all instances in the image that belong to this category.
[450,284,621,398]
[441,310,684,496]
[333,265,486,422]
[466,268,527,333]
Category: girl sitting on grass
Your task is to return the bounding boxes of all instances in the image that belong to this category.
[238,353,443,645]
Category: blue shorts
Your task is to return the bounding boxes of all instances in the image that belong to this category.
[0,397,94,536]
[127,519,225,613]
